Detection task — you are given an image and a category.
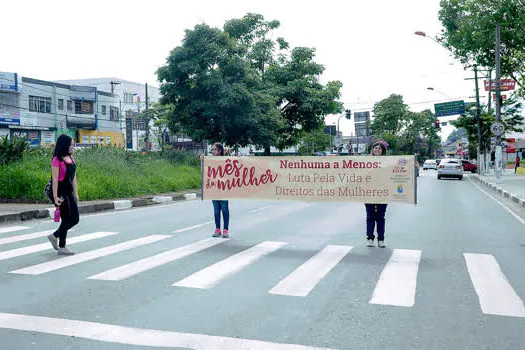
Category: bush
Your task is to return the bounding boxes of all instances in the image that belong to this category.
[0,145,201,202]
[0,136,28,166]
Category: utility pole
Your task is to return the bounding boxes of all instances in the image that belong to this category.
[474,65,483,174]
[494,24,503,183]
[144,83,150,153]
[109,81,121,95]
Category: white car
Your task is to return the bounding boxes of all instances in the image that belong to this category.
[423,159,437,170]
[437,158,464,180]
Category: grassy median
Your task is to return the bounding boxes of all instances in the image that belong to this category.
[0,146,201,202]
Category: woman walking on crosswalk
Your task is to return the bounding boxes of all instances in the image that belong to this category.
[365,140,388,248]
[47,134,79,255]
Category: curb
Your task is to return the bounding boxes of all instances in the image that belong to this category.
[0,191,201,224]
[471,175,525,208]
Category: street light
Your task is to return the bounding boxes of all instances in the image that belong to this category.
[426,87,452,99]
[415,30,485,173]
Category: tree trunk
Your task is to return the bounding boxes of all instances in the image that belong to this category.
[264,146,271,156]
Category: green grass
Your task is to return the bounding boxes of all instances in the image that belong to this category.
[0,146,201,202]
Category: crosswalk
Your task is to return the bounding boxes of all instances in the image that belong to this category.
[1,224,524,319]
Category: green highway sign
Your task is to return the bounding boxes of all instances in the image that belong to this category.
[434,100,465,117]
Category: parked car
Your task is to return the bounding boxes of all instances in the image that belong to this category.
[461,159,477,173]
[437,158,464,180]
[423,160,437,170]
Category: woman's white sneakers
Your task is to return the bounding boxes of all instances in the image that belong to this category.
[367,239,387,248]
[57,247,75,255]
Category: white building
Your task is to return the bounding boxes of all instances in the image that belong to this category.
[0,72,121,146]
[55,78,161,151]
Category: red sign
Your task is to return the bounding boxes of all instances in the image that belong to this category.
[506,138,516,153]
[493,94,507,101]
[484,79,516,91]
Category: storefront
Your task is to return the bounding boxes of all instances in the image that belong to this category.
[77,130,125,147]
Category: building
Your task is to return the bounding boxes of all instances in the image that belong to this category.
[55,78,162,151]
[0,72,122,146]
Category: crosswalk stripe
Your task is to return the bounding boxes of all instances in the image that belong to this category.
[0,226,30,235]
[0,312,335,350]
[369,249,422,307]
[173,241,287,289]
[464,253,525,318]
[269,245,352,297]
[0,232,117,262]
[0,230,75,246]
[88,238,226,281]
[173,221,214,233]
[9,235,170,275]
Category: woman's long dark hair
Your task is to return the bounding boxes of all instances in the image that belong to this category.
[53,134,73,161]
[213,143,225,156]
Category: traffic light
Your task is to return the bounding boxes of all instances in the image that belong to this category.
[345,109,351,120]
[434,119,440,129]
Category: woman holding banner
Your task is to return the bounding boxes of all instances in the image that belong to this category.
[202,143,230,238]
[365,140,388,248]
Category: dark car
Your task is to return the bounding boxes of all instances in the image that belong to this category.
[461,159,478,173]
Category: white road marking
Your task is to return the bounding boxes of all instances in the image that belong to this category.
[248,205,275,214]
[10,235,170,275]
[173,221,214,233]
[469,178,525,226]
[88,238,226,281]
[464,253,525,318]
[369,249,422,307]
[174,241,287,289]
[0,226,30,234]
[0,232,117,262]
[0,312,335,350]
[0,229,56,246]
[269,245,352,297]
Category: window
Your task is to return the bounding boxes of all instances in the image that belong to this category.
[58,99,64,110]
[109,106,120,121]
[29,95,51,113]
[67,100,73,111]
[123,92,134,104]
[0,92,18,112]
[74,100,94,114]
[101,105,107,115]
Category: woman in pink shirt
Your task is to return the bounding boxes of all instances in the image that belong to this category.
[47,134,79,255]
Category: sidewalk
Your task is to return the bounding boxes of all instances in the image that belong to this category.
[0,189,201,224]
[472,169,525,207]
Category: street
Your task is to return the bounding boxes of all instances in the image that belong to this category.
[0,172,524,350]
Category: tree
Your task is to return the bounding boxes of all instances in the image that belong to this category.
[225,13,343,154]
[438,0,525,87]
[137,102,175,150]
[370,94,408,136]
[446,127,468,144]
[296,126,332,155]
[157,14,343,154]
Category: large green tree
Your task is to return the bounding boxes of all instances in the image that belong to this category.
[157,14,343,153]
[370,94,408,135]
[438,0,525,88]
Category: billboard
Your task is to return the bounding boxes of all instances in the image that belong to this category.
[484,79,516,92]
[0,72,18,92]
[354,111,370,123]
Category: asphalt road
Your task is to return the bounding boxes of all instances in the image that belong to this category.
[0,170,524,350]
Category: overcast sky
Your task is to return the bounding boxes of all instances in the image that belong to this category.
[3,0,485,140]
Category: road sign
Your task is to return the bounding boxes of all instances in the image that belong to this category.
[484,79,516,92]
[434,100,465,117]
[490,121,505,136]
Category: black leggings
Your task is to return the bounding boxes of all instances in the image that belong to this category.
[53,193,79,248]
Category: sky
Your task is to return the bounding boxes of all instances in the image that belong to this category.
[2,0,485,141]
